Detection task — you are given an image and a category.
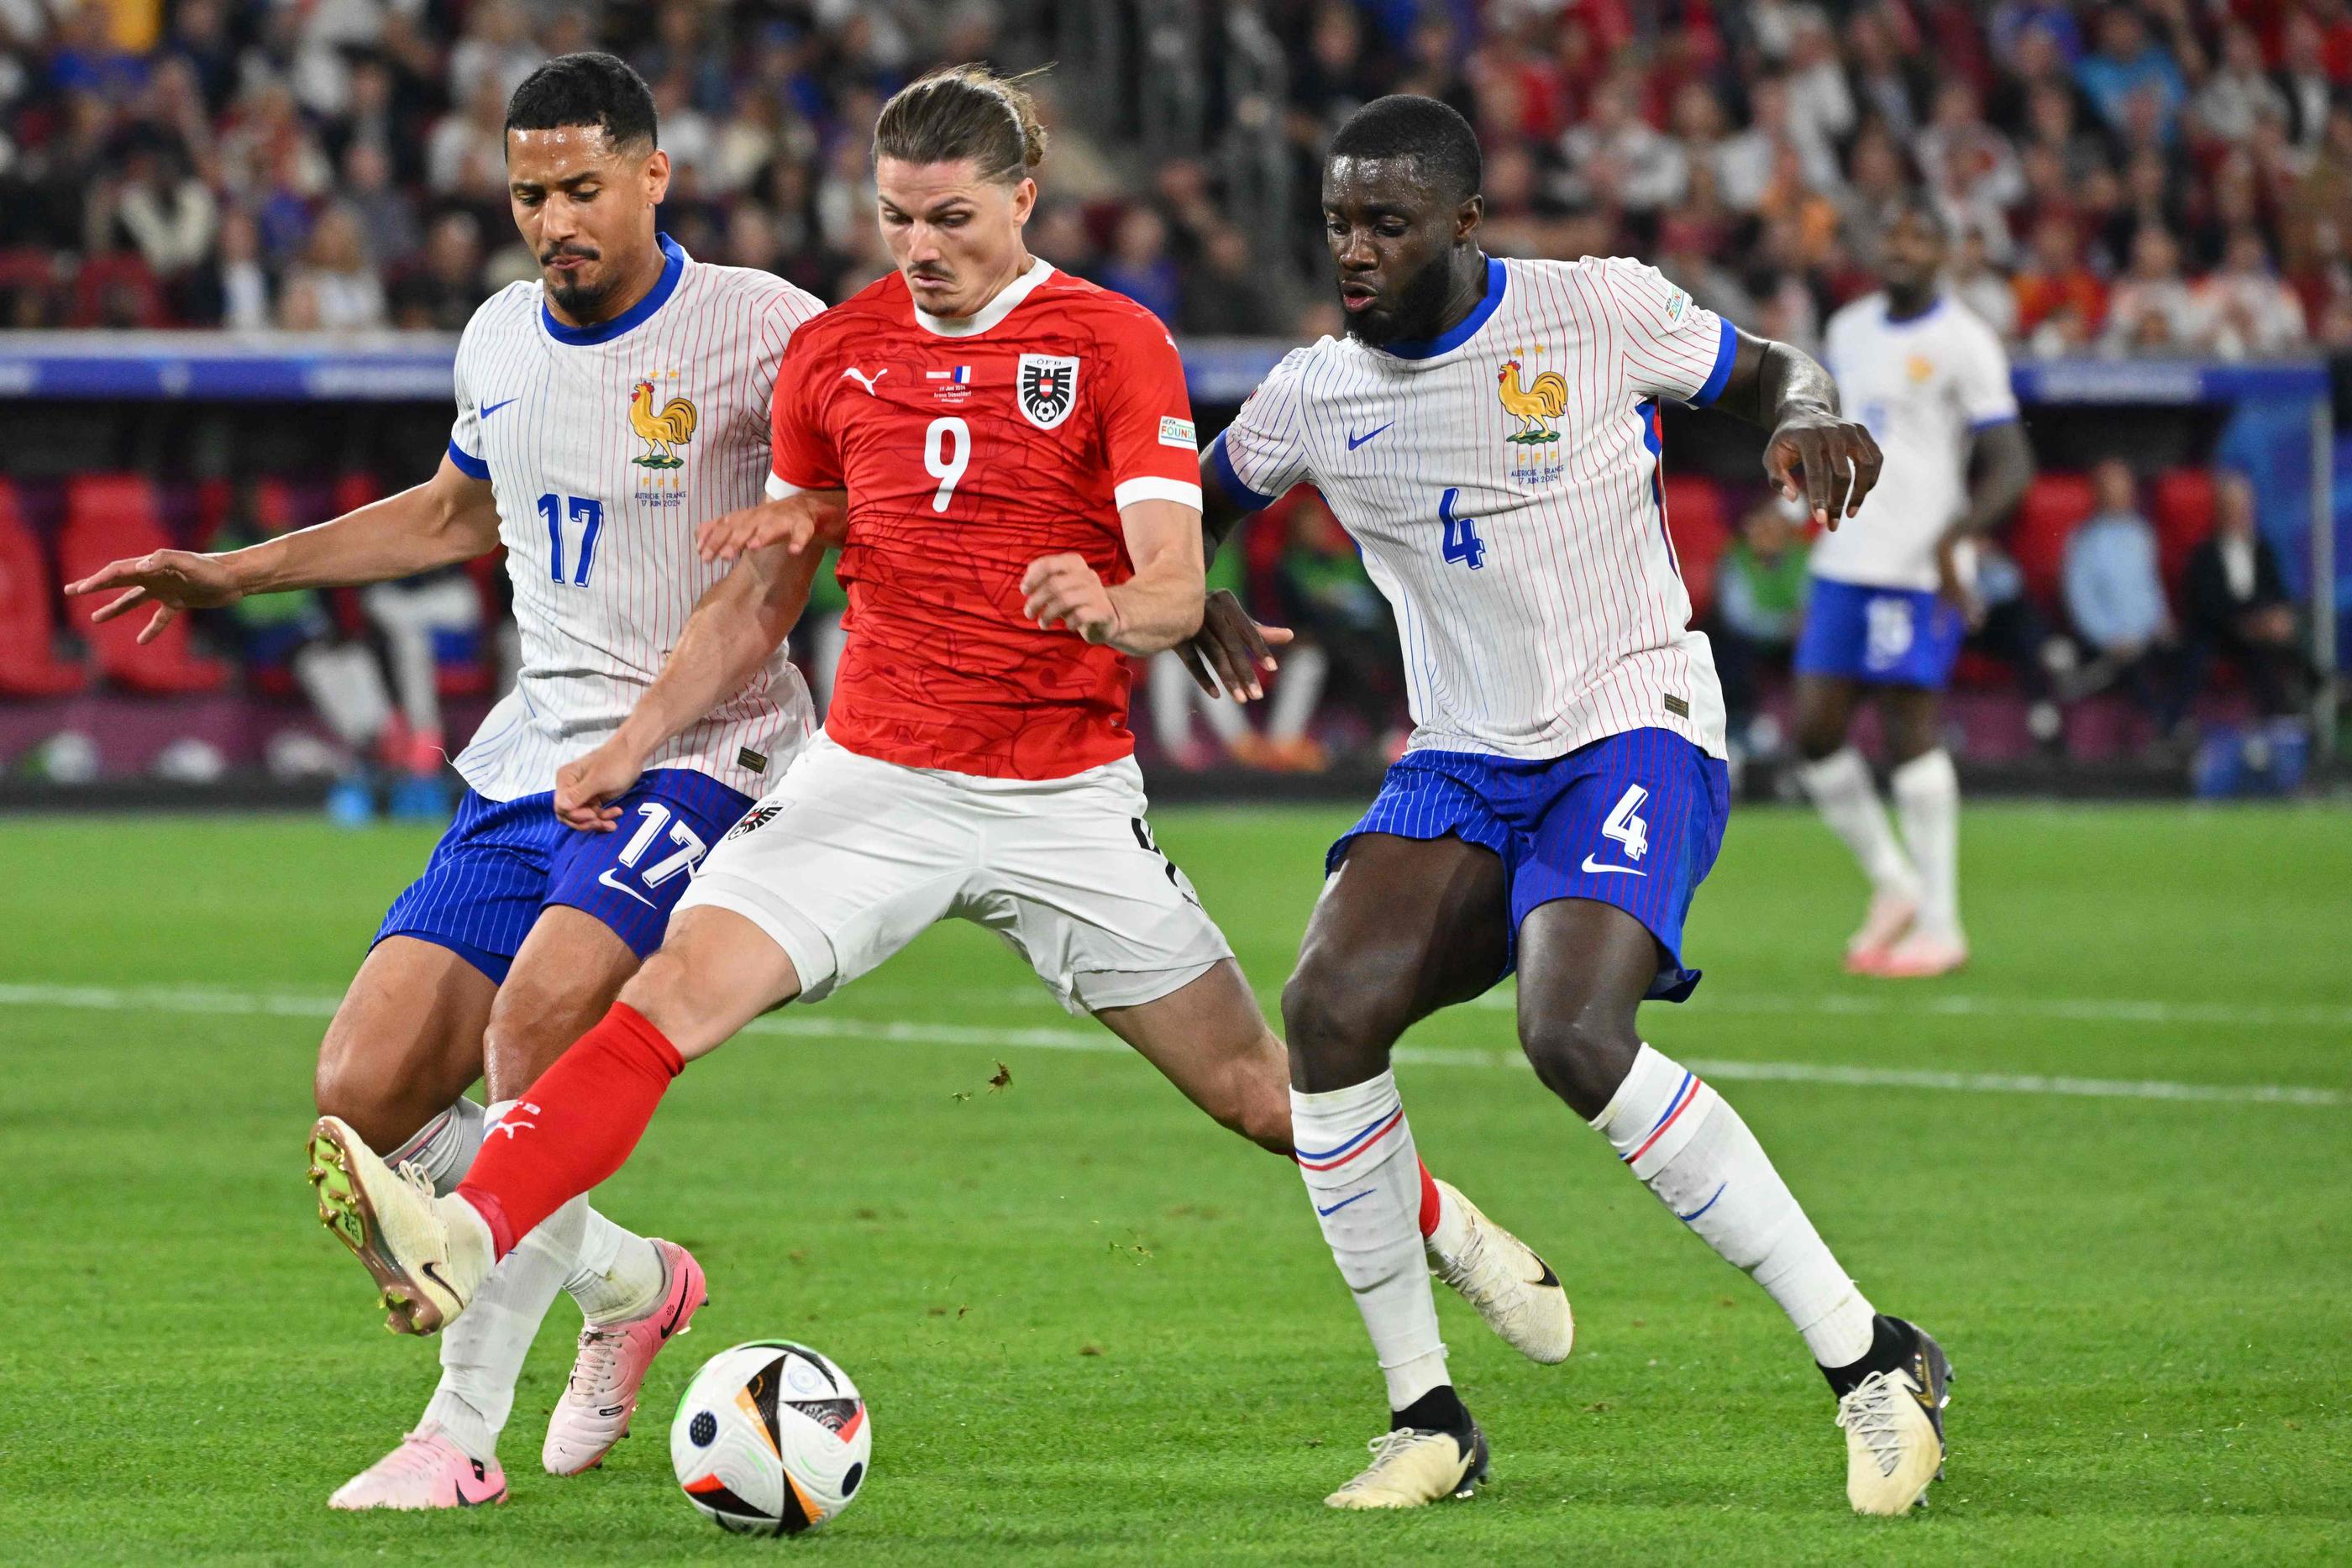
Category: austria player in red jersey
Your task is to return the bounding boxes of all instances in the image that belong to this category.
[305,67,1569,1423]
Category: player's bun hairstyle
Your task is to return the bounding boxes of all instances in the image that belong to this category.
[505,51,659,154]
[874,64,1050,186]
[1327,94,1483,205]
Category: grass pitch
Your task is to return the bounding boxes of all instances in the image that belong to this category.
[0,800,2346,1565]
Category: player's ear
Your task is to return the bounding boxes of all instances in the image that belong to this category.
[643,147,672,207]
[1455,193,1483,243]
[1009,176,1037,228]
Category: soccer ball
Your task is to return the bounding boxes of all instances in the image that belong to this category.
[670,1340,871,1535]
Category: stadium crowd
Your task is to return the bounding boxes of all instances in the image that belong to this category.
[1,0,2346,357]
[0,0,2328,788]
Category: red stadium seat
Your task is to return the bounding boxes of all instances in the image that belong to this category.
[2009,471,2097,611]
[2150,467,2215,590]
[69,253,169,329]
[59,475,229,695]
[0,483,89,697]
[1662,475,1730,623]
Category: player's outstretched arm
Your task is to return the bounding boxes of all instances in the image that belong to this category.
[1021,498,1206,657]
[696,487,848,564]
[1711,328,1886,531]
[554,543,823,831]
[66,455,500,645]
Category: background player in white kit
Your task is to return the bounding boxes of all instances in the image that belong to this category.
[1793,201,2036,978]
[1193,96,1953,1516]
[68,55,825,1508]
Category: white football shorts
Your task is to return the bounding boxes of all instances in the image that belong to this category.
[674,732,1234,1015]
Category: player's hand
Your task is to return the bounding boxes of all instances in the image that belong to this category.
[1021,553,1123,646]
[1935,537,1986,631]
[554,736,648,832]
[1763,409,1882,532]
[697,490,848,564]
[64,550,243,645]
[1178,589,1294,702]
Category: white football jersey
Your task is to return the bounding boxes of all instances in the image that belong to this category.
[444,236,825,801]
[1812,291,2019,592]
[1212,254,1734,761]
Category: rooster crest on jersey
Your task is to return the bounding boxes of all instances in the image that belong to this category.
[1496,350,1569,485]
[1016,352,1079,429]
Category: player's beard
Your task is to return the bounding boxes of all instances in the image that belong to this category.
[1342,250,1457,348]
[542,247,616,322]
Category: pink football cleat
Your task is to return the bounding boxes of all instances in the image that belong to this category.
[1859,932,1968,979]
[1842,889,1919,973]
[328,1426,505,1510]
[543,1239,709,1476]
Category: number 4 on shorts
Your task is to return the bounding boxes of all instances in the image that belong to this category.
[1602,784,1649,862]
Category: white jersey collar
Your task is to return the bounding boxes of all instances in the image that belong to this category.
[912,255,1053,338]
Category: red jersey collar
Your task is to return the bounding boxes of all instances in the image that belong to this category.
[911,255,1054,338]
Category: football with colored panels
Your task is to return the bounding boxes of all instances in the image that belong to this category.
[670,1340,870,1536]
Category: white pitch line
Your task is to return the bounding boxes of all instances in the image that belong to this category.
[0,980,2340,1109]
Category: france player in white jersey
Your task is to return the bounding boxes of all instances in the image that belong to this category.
[1794,201,2035,978]
[1190,97,1951,1517]
[70,55,823,1508]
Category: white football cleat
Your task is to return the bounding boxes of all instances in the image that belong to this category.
[1860,931,1968,979]
[1324,1424,1488,1509]
[1425,1179,1572,1364]
[1836,1322,1953,1515]
[1843,888,1919,972]
[328,1425,505,1510]
[307,1114,491,1335]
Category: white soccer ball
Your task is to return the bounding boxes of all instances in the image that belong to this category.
[670,1340,871,1536]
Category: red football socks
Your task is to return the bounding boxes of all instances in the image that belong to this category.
[456,1002,684,1258]
[1416,1158,1441,1239]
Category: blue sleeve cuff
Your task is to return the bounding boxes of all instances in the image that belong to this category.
[1688,317,1738,407]
[446,438,491,480]
[1207,431,1279,511]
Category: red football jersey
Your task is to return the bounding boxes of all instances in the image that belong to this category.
[767,260,1201,779]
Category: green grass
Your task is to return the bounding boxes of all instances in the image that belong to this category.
[1,802,2347,1564]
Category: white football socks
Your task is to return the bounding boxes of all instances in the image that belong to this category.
[1593,1045,1877,1369]
[417,1099,661,1461]
[1292,1072,1449,1411]
[1798,747,1919,899]
[1890,748,1962,943]
[384,1098,485,1196]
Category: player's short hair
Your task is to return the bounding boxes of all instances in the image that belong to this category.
[1327,95,1483,206]
[874,64,1050,186]
[1889,191,1951,240]
[505,52,659,154]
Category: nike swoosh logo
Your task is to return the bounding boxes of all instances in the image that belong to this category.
[597,868,658,908]
[1315,1190,1373,1217]
[452,1476,499,1506]
[1347,422,1393,450]
[1579,855,1646,877]
[480,398,518,418]
[420,1260,454,1294]
[659,1291,690,1340]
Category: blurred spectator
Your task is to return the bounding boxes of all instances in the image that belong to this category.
[1097,207,1180,326]
[2063,459,2184,737]
[1273,496,1404,767]
[2013,215,2106,355]
[389,212,486,332]
[1179,225,1292,338]
[1558,74,1684,212]
[1949,230,2018,340]
[282,205,386,332]
[2102,227,2204,354]
[2196,231,2307,359]
[2074,7,2185,141]
[341,141,420,273]
[86,129,216,288]
[1710,496,1809,756]
[2183,472,2307,718]
[2192,23,2287,146]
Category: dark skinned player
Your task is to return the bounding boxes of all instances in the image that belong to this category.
[1181,96,1952,1515]
[1793,197,2036,978]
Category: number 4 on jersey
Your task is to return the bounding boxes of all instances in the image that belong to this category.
[1439,487,1487,571]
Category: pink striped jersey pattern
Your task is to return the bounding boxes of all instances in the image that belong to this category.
[444,237,827,802]
[1215,254,1735,763]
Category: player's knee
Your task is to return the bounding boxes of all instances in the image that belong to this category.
[1516,1006,1641,1120]
[312,1039,424,1151]
[1231,1072,1295,1157]
[615,949,709,1045]
[1280,952,1410,1066]
[1793,706,1847,763]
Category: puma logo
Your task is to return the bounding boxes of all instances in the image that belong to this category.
[487,1103,542,1141]
[840,366,888,396]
